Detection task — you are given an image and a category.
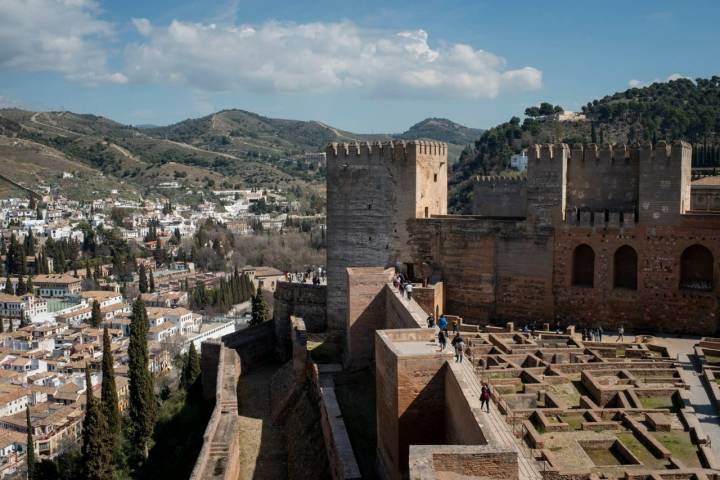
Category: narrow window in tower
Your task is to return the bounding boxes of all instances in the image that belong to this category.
[424,207,429,218]
[433,173,438,182]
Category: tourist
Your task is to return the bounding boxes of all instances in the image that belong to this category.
[438,314,448,334]
[405,282,413,301]
[598,325,603,342]
[480,383,491,413]
[451,333,463,362]
[427,314,435,328]
[452,319,459,335]
[438,329,447,352]
[617,325,624,342]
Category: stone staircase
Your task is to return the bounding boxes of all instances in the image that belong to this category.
[459,360,545,480]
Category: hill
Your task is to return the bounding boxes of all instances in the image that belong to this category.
[398,117,483,145]
[449,75,720,213]
[0,107,478,204]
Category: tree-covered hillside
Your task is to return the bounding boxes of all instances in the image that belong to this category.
[449,76,720,212]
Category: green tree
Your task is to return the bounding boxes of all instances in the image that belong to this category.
[100,328,120,453]
[138,265,148,294]
[15,275,27,296]
[26,275,33,295]
[4,276,13,295]
[90,300,102,328]
[127,298,156,458]
[181,343,201,391]
[250,286,270,326]
[149,270,155,293]
[26,406,35,480]
[81,367,112,480]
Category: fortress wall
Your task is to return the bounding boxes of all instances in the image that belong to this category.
[345,267,394,368]
[638,140,692,225]
[566,144,639,214]
[408,217,553,325]
[221,320,275,371]
[526,144,567,227]
[494,237,555,324]
[273,281,327,360]
[326,141,447,331]
[553,220,720,335]
[191,344,241,480]
[472,176,527,217]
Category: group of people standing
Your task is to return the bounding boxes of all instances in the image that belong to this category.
[286,267,325,285]
[393,273,414,301]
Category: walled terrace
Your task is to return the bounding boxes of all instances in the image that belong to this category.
[378,320,720,480]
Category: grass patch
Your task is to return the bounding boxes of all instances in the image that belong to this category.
[615,432,669,469]
[560,415,584,431]
[651,431,702,467]
[639,396,675,410]
[706,355,720,365]
[334,368,377,479]
[308,335,341,363]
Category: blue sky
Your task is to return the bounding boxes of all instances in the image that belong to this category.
[0,0,718,132]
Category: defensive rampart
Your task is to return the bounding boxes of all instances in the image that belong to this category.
[191,343,241,480]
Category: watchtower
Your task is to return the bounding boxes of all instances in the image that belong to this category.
[325,140,447,331]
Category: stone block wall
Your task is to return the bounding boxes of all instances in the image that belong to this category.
[273,281,327,360]
[409,445,519,480]
[221,320,276,371]
[472,176,527,218]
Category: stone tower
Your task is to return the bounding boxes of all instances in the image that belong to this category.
[325,140,448,331]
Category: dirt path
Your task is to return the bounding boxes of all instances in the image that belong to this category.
[236,365,287,480]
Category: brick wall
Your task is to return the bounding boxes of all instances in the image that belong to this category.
[553,219,720,334]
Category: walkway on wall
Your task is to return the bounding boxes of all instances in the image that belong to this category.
[459,361,543,480]
[236,364,288,480]
[678,352,720,459]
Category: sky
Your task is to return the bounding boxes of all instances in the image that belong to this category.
[0,0,718,133]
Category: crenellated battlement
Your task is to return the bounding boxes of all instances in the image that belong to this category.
[326,140,447,160]
[527,141,692,164]
[473,175,527,185]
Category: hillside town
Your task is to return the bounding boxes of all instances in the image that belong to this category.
[0,186,323,477]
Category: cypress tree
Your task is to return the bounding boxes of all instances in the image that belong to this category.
[149,270,155,293]
[90,300,102,328]
[82,367,112,480]
[138,265,148,294]
[16,275,26,296]
[250,286,269,326]
[128,298,156,458]
[181,342,201,391]
[26,406,35,480]
[26,275,32,296]
[4,277,13,295]
[100,328,120,450]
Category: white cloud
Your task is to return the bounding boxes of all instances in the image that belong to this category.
[0,6,542,99]
[132,18,153,37]
[121,20,543,98]
[628,73,690,88]
[0,0,125,84]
